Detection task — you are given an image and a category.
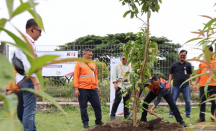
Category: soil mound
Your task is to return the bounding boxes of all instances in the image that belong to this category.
[88,119,185,131]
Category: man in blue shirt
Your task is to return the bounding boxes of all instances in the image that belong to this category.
[169,50,192,118]
[140,76,187,127]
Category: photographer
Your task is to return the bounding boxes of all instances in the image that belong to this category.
[110,54,132,121]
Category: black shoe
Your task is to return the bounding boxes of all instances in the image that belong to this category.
[110,116,115,121]
[83,123,89,128]
[95,121,104,125]
[186,115,191,118]
[197,118,205,123]
[139,118,147,122]
[180,121,187,127]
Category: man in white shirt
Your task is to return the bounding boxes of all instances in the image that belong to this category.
[110,54,132,121]
[15,19,42,131]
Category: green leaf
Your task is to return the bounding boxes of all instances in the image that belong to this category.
[0,118,19,131]
[1,41,34,59]
[27,55,60,77]
[0,54,15,88]
[204,75,213,98]
[200,122,215,130]
[0,28,35,61]
[204,46,211,64]
[12,2,38,18]
[28,10,45,31]
[35,70,44,91]
[130,12,134,19]
[203,18,216,31]
[124,72,130,79]
[123,10,132,18]
[46,58,89,65]
[20,88,67,115]
[141,4,147,12]
[148,10,151,18]
[135,86,140,91]
[180,73,210,88]
[0,93,18,117]
[6,0,14,17]
[185,38,202,44]
[0,18,7,32]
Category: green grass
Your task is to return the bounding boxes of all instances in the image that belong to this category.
[0,105,214,131]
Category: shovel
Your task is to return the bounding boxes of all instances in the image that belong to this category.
[143,108,163,127]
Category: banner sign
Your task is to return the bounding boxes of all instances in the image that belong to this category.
[36,51,78,76]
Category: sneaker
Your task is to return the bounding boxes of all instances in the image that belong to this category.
[186,115,191,118]
[83,123,89,128]
[139,118,147,122]
[110,116,115,121]
[169,114,173,118]
[95,121,104,125]
[180,121,187,127]
[197,118,205,123]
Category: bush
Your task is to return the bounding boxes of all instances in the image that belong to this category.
[95,61,110,80]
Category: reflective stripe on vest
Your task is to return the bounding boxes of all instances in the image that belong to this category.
[79,74,95,78]
[117,63,130,83]
[79,62,95,78]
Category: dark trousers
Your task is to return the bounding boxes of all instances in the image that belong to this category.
[6,90,23,122]
[199,86,216,119]
[141,91,183,122]
[16,91,24,122]
[111,87,131,117]
[78,88,102,124]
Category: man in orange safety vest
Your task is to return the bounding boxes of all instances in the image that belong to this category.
[73,48,103,129]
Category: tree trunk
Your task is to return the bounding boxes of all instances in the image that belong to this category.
[0,42,6,56]
[133,10,150,127]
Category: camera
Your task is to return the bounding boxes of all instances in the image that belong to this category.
[124,79,128,82]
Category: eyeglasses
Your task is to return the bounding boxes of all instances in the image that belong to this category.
[33,28,42,34]
[122,58,126,60]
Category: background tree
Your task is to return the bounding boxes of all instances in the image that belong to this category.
[57,34,181,77]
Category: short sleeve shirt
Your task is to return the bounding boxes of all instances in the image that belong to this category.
[169,61,192,88]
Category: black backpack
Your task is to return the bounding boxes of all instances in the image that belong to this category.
[12,53,25,75]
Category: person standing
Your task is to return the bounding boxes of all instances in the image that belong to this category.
[140,76,187,127]
[73,48,103,129]
[169,50,192,118]
[15,18,42,131]
[110,55,132,121]
[193,46,216,122]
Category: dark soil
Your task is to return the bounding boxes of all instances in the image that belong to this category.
[88,119,185,131]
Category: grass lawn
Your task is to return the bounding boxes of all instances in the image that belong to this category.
[0,104,214,131]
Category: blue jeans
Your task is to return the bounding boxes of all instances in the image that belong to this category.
[18,77,37,131]
[170,85,191,116]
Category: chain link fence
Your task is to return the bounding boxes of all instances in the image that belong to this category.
[5,43,208,101]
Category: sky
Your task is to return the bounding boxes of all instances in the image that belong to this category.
[0,0,216,69]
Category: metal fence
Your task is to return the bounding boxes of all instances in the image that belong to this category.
[7,43,207,99]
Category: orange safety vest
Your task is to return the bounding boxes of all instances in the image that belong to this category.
[147,78,170,94]
[6,70,19,91]
[197,56,216,87]
[117,63,131,83]
[73,62,98,89]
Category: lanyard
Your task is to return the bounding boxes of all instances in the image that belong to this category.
[24,36,36,52]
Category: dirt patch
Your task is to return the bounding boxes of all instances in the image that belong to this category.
[88,119,185,131]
